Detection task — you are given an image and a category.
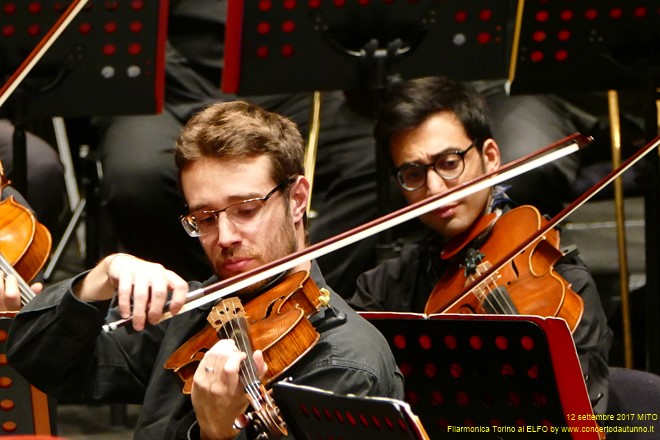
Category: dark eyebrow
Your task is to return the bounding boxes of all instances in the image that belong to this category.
[400,147,464,167]
[435,147,465,156]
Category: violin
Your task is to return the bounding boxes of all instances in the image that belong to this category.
[424,205,584,331]
[0,164,52,310]
[164,271,330,437]
[419,133,660,327]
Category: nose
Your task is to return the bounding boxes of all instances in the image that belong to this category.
[424,167,449,196]
[214,212,241,248]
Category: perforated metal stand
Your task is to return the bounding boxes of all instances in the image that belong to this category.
[361,313,602,439]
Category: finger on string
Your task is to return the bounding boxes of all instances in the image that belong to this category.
[253,350,268,379]
[31,282,43,295]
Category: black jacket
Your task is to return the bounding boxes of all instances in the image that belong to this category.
[7,263,404,439]
[349,204,613,416]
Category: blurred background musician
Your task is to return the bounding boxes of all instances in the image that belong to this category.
[0,119,66,239]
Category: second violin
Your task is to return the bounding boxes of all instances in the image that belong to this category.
[424,205,584,332]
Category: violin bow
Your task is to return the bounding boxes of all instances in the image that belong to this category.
[0,0,89,108]
[103,132,591,331]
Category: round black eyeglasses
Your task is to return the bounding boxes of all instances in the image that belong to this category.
[393,140,478,191]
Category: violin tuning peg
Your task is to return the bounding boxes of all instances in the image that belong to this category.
[318,288,331,307]
[233,413,251,430]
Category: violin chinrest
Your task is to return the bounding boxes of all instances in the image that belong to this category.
[441,212,497,260]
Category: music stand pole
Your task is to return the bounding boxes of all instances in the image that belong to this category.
[304,91,322,217]
[643,85,660,373]
[607,90,634,369]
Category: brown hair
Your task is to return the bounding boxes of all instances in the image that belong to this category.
[175,101,305,185]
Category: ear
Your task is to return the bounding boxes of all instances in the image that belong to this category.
[289,175,310,224]
[481,138,501,172]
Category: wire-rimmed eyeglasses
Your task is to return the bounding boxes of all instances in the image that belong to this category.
[393,140,478,191]
[180,178,293,237]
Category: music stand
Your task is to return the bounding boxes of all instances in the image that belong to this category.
[0,316,55,435]
[507,0,660,94]
[222,0,515,95]
[0,0,168,194]
[0,0,168,276]
[0,1,167,118]
[507,0,660,374]
[360,312,602,439]
[273,381,430,439]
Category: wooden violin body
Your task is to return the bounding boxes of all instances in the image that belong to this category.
[425,205,584,332]
[0,195,51,286]
[1,161,52,309]
[164,271,327,394]
[164,271,331,438]
[0,166,54,435]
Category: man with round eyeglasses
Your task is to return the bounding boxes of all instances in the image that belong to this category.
[392,139,477,192]
[348,76,613,416]
[7,101,404,440]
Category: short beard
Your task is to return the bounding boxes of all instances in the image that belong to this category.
[238,206,299,297]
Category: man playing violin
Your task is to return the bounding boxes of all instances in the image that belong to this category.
[6,101,404,439]
[348,76,613,415]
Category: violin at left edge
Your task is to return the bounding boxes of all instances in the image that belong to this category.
[1,161,56,435]
[1,160,52,311]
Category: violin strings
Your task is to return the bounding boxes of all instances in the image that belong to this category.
[468,266,500,313]
[0,254,35,305]
[475,272,517,315]
[483,275,506,313]
[236,316,261,395]
[237,304,262,391]
[218,300,262,405]
[478,276,501,313]
[489,272,518,314]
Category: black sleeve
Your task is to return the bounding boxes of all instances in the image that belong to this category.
[7,274,157,404]
[556,252,613,415]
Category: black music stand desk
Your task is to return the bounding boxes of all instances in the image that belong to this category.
[0,315,55,435]
[222,0,515,95]
[273,381,430,439]
[360,313,603,439]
